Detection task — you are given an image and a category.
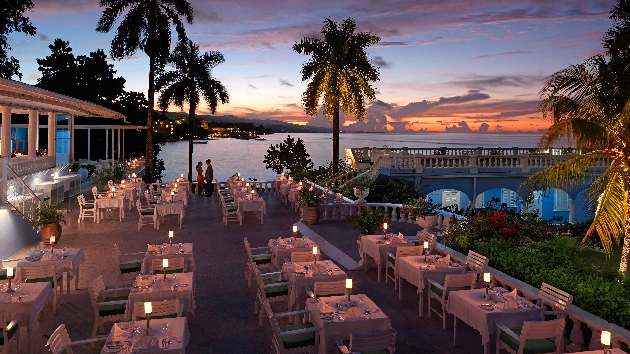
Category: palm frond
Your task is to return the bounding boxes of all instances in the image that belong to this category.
[518,151,601,195]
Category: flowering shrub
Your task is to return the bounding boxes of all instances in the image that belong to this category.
[401,196,439,218]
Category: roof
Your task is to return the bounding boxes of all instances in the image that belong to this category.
[0,78,127,121]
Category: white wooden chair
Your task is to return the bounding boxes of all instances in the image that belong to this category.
[290,251,319,263]
[113,244,144,287]
[136,199,157,230]
[466,250,489,273]
[91,186,107,200]
[77,194,96,223]
[263,299,319,354]
[428,273,477,328]
[47,324,107,354]
[536,283,573,318]
[244,238,273,288]
[0,312,19,354]
[417,230,436,253]
[496,318,565,354]
[21,264,62,314]
[151,257,185,274]
[335,328,396,354]
[385,246,423,288]
[253,268,289,326]
[88,275,129,338]
[304,280,346,299]
[132,299,182,321]
[221,197,241,225]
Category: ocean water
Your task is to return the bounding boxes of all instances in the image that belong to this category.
[158,132,551,182]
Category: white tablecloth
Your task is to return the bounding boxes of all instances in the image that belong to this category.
[154,201,185,229]
[283,260,347,308]
[141,243,196,274]
[16,248,86,291]
[94,196,126,222]
[269,238,316,269]
[447,288,543,347]
[102,317,190,354]
[306,294,391,354]
[118,187,137,210]
[0,282,53,330]
[360,235,416,281]
[128,273,195,316]
[396,256,466,293]
[238,198,267,224]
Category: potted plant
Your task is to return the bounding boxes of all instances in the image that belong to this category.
[402,196,440,230]
[346,207,386,235]
[345,175,372,203]
[300,186,321,225]
[32,204,67,245]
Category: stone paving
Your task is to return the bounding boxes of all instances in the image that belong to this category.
[7,186,486,354]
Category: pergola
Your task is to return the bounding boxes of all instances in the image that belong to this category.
[0,77,130,164]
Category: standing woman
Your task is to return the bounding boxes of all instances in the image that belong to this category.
[196,161,204,195]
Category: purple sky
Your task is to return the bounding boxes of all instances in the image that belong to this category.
[7,0,616,132]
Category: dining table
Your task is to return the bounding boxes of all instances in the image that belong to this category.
[268,237,317,270]
[237,197,267,224]
[282,260,347,309]
[395,255,466,316]
[116,185,137,210]
[127,273,196,317]
[141,243,196,274]
[16,247,86,295]
[360,234,417,282]
[447,287,544,354]
[94,195,126,222]
[154,201,185,229]
[101,317,189,354]
[306,294,391,354]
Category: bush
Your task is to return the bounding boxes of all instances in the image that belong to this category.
[95,165,126,185]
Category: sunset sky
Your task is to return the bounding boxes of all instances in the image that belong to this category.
[8,0,616,132]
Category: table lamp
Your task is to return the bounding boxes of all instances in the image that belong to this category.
[132,173,136,178]
[169,231,174,246]
[484,272,491,299]
[163,258,169,280]
[50,235,56,253]
[6,267,13,293]
[383,222,388,237]
[424,241,429,261]
[313,246,318,265]
[144,302,153,335]
[346,278,352,302]
[180,174,184,178]
[292,225,298,241]
[170,191,175,202]
[121,180,125,184]
[602,330,611,353]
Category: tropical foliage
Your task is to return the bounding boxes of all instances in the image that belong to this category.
[299,186,320,208]
[32,204,66,228]
[519,0,630,273]
[346,207,386,235]
[401,196,440,218]
[293,18,380,174]
[0,0,36,79]
[263,136,314,175]
[157,40,229,181]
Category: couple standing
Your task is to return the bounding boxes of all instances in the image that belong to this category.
[196,159,213,196]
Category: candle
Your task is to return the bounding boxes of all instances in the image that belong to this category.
[6,267,13,278]
[299,181,302,186]
[346,278,352,289]
[601,330,611,346]
[180,174,184,178]
[163,259,169,268]
[144,302,152,314]
[484,272,491,283]
[121,180,125,184]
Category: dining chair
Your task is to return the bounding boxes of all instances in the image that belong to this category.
[427,273,477,328]
[535,283,573,319]
[47,323,107,354]
[244,238,273,288]
[263,299,319,354]
[290,251,319,263]
[143,190,158,206]
[0,312,19,354]
[221,197,241,225]
[88,275,130,338]
[21,264,63,314]
[496,318,565,354]
[91,186,107,200]
[335,328,396,354]
[253,268,289,326]
[113,244,144,287]
[77,194,96,223]
[304,280,346,299]
[385,246,423,288]
[466,250,489,273]
[136,199,157,230]
[151,257,185,274]
[417,230,436,253]
[132,299,182,321]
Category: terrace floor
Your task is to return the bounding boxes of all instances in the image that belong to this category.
[8,186,487,354]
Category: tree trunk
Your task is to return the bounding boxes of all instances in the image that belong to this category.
[145,55,155,183]
[188,103,196,182]
[619,191,630,274]
[332,103,340,175]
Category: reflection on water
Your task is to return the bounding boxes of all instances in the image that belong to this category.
[158,132,547,182]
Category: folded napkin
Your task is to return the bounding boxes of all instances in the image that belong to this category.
[293,264,305,273]
[131,336,159,353]
[312,264,328,275]
[505,288,518,300]
[147,244,158,253]
[113,323,131,341]
[319,301,334,313]
[27,248,36,257]
[397,232,404,239]
[437,255,451,263]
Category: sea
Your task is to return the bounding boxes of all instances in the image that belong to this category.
[158,132,554,182]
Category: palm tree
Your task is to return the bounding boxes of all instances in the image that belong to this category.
[519,1,630,273]
[96,0,193,182]
[293,18,380,174]
[156,40,229,182]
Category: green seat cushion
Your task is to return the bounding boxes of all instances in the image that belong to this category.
[0,322,19,346]
[224,197,234,203]
[499,327,556,354]
[279,322,316,349]
[339,339,387,354]
[0,268,11,281]
[103,295,129,302]
[140,209,155,215]
[265,284,289,298]
[317,293,345,298]
[220,190,230,195]
[430,284,468,299]
[148,200,158,204]
[164,268,183,274]
[226,206,238,212]
[82,204,95,209]
[25,276,62,288]
[387,254,395,265]
[120,262,142,274]
[136,313,177,321]
[98,303,127,317]
[252,254,272,265]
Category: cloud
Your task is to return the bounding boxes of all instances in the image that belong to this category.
[279,79,294,87]
[372,55,392,68]
[373,41,408,47]
[447,74,542,91]
[471,51,532,59]
[390,90,490,119]
[372,100,392,109]
[444,121,492,133]
[38,34,49,41]
[248,84,256,89]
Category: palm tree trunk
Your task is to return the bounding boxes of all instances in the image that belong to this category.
[619,190,630,274]
[332,103,340,175]
[188,103,196,182]
[145,55,155,183]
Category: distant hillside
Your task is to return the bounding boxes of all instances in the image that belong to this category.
[161,112,331,134]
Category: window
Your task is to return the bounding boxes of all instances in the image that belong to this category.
[475,192,485,208]
[441,190,460,209]
[501,189,517,208]
[554,189,570,211]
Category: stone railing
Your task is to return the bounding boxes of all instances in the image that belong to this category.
[348,146,580,160]
[251,181,275,194]
[3,162,41,226]
[8,156,56,177]
[319,169,366,189]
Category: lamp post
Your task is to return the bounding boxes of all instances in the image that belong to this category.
[144,302,152,335]
[6,267,13,293]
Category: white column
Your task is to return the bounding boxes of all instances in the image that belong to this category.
[110,129,114,164]
[69,114,75,163]
[569,198,575,224]
[105,129,109,163]
[47,112,56,162]
[117,128,121,161]
[1,106,11,157]
[28,110,38,158]
[87,128,91,161]
[122,129,125,160]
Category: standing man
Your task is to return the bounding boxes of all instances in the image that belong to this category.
[205,159,214,197]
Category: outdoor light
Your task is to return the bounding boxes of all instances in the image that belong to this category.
[346,278,353,302]
[144,302,153,335]
[313,246,318,264]
[50,235,56,253]
[163,259,169,280]
[6,267,13,293]
[484,272,491,299]
[169,231,174,246]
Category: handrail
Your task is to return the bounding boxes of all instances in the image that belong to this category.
[5,164,41,227]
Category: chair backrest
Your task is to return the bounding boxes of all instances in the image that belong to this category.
[314,280,346,297]
[243,238,254,262]
[518,319,565,354]
[47,324,72,354]
[113,244,123,262]
[291,251,318,263]
[133,300,180,321]
[262,299,282,337]
[538,283,573,312]
[396,246,423,258]
[466,250,489,272]
[151,257,184,273]
[444,273,477,290]
[349,328,396,354]
[77,194,86,205]
[89,275,105,302]
[20,264,55,282]
[417,230,436,252]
